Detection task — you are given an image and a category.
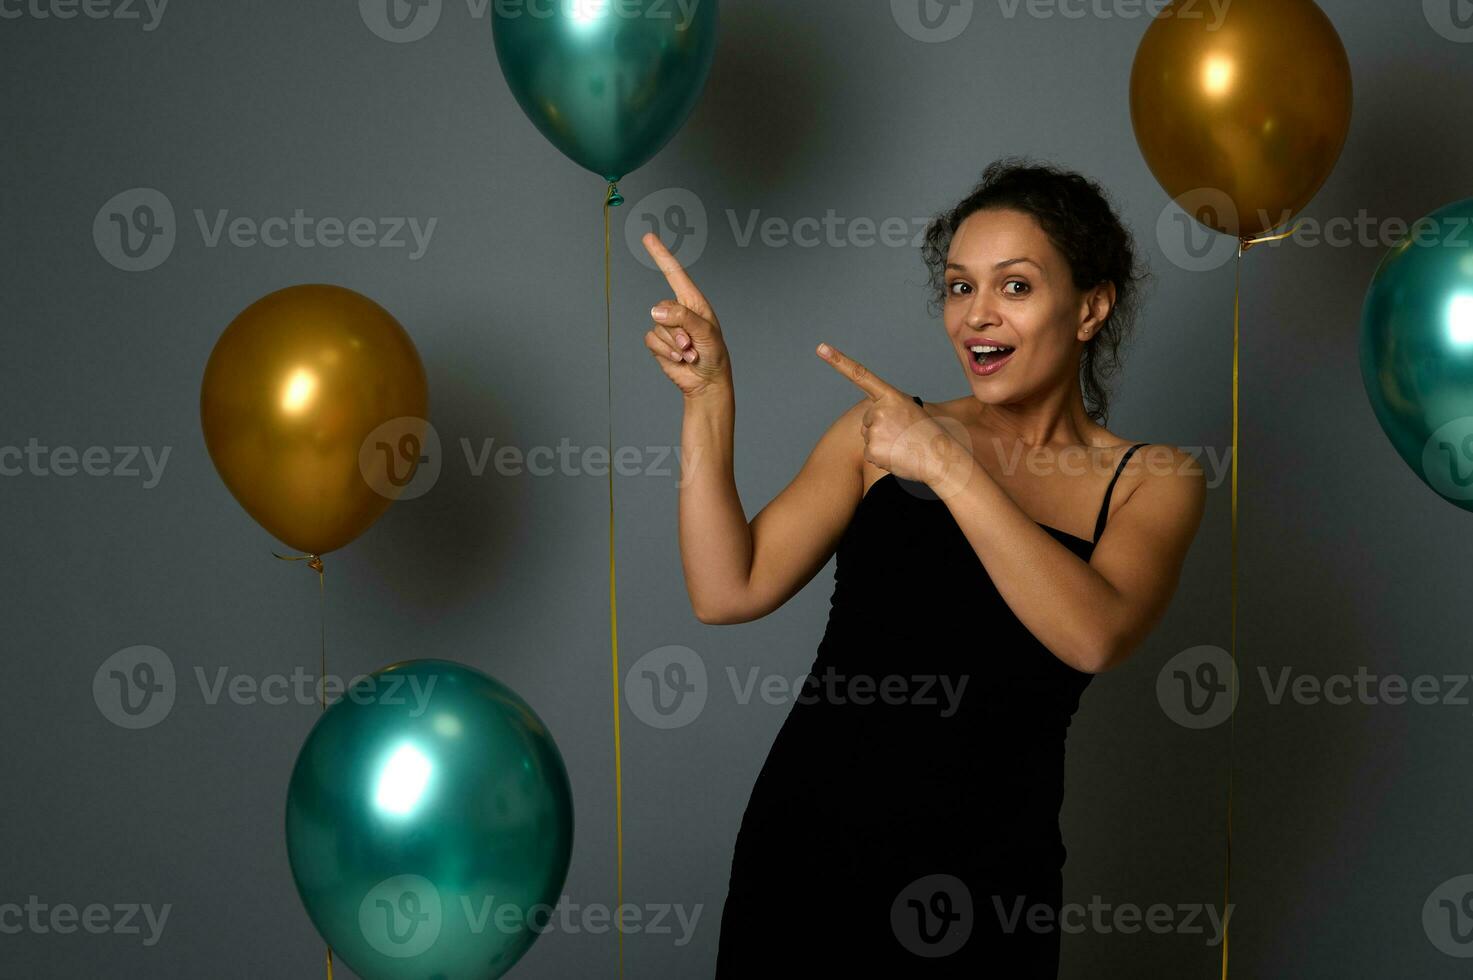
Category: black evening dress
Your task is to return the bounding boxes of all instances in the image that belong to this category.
[713,395,1147,977]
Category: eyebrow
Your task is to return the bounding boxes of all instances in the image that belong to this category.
[946,257,1043,273]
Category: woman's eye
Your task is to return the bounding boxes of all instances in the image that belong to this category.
[1004,280,1030,296]
[947,281,972,296]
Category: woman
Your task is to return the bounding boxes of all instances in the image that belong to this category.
[641,159,1205,976]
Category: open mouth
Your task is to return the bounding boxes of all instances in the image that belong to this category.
[968,343,1015,375]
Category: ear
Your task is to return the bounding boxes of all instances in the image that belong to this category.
[1078,281,1116,341]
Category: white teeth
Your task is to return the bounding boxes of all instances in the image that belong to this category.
[969,345,1012,354]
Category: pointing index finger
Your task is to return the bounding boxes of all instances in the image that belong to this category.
[817,343,900,401]
[643,232,712,319]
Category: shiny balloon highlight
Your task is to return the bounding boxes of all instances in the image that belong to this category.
[1130,0,1352,239]
[492,0,720,184]
[285,659,574,980]
[200,284,429,555]
[1362,196,1473,513]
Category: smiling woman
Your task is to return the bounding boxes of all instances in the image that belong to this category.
[921,158,1149,426]
[641,157,1205,976]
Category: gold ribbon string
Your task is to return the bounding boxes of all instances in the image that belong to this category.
[1220,220,1301,980]
[603,181,626,980]
[273,551,334,979]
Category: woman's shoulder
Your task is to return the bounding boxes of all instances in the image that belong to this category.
[1087,428,1202,479]
[1099,436,1207,524]
[1105,436,1201,474]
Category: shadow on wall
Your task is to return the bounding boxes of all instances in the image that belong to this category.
[353,312,524,617]
[660,3,842,197]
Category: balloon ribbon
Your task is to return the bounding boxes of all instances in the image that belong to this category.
[274,551,334,979]
[603,180,626,980]
[1221,221,1299,980]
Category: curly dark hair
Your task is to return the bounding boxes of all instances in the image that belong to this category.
[920,157,1150,426]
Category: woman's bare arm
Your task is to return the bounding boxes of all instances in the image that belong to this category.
[816,341,1205,674]
[934,444,1204,673]
[640,232,866,625]
[678,393,866,624]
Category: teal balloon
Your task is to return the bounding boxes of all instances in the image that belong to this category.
[492,0,719,185]
[284,660,574,980]
[1362,195,1473,513]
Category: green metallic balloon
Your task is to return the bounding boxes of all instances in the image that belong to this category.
[1362,195,1473,513]
[285,659,573,980]
[492,0,719,189]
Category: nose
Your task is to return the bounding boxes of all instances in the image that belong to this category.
[963,293,999,330]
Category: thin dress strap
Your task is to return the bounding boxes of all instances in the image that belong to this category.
[916,397,1142,545]
[1091,443,1149,545]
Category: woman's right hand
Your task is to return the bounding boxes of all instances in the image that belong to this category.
[642,232,732,399]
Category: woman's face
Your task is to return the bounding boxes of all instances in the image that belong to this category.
[942,207,1109,411]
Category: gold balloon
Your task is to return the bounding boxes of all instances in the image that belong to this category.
[200,284,429,556]
[1130,0,1352,239]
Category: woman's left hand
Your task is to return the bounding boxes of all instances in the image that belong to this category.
[817,342,972,490]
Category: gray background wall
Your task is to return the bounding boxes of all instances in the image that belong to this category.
[3,1,1471,976]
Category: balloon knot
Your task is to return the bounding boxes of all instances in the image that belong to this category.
[606,183,624,208]
[272,551,325,574]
